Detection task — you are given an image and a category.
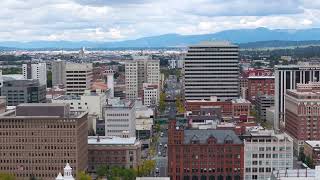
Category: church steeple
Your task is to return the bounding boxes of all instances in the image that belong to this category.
[56,163,75,180]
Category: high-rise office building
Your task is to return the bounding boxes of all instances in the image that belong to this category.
[274,62,320,130]
[52,60,66,87]
[125,58,160,100]
[183,41,239,101]
[0,103,88,179]
[22,62,47,86]
[65,63,93,96]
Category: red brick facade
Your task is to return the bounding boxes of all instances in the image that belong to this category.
[168,121,244,180]
[247,77,274,101]
[185,101,232,116]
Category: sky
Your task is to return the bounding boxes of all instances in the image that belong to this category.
[1,0,320,41]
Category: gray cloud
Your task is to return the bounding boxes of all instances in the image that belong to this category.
[74,0,149,6]
[0,0,318,41]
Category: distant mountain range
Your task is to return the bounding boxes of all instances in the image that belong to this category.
[3,27,320,49]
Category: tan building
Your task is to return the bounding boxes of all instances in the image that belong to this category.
[0,103,88,180]
[88,136,141,172]
[304,141,320,167]
[125,58,160,100]
[65,63,93,96]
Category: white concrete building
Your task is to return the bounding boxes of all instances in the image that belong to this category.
[52,89,106,133]
[65,63,93,96]
[22,62,47,86]
[104,99,136,137]
[56,163,75,180]
[52,60,66,86]
[270,166,320,180]
[274,62,320,130]
[243,129,293,180]
[183,41,239,101]
[266,107,275,127]
[125,58,160,100]
[105,69,115,98]
[142,83,159,106]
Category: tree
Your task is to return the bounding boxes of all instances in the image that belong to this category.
[77,171,92,180]
[137,160,156,176]
[176,97,185,114]
[96,165,108,178]
[0,173,15,180]
[159,92,166,113]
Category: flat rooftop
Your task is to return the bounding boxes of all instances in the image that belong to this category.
[306,141,320,148]
[0,103,87,119]
[88,136,138,145]
[190,41,237,47]
[248,76,275,79]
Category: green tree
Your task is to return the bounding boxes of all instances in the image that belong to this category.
[159,92,166,113]
[176,97,185,114]
[96,165,108,178]
[137,160,156,176]
[77,171,92,180]
[0,173,15,180]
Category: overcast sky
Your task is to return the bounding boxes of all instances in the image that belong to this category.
[1,0,320,41]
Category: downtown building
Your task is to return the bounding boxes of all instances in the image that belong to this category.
[125,57,160,100]
[104,99,136,137]
[242,129,293,180]
[183,41,239,101]
[22,62,47,86]
[168,120,244,180]
[274,62,320,130]
[52,60,66,87]
[88,136,141,172]
[285,82,320,154]
[65,63,93,96]
[1,78,46,106]
[0,103,88,180]
[247,76,274,102]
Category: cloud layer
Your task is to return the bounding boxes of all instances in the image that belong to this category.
[0,0,318,41]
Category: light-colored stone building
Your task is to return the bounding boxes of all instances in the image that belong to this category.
[65,63,93,96]
[243,129,293,180]
[22,62,47,86]
[142,83,159,107]
[125,58,160,100]
[104,99,136,137]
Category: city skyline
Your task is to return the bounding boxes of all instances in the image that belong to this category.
[1,0,320,41]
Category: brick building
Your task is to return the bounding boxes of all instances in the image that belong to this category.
[231,99,251,117]
[88,136,141,172]
[285,82,320,154]
[168,120,244,180]
[0,103,88,180]
[185,97,232,117]
[247,76,274,102]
